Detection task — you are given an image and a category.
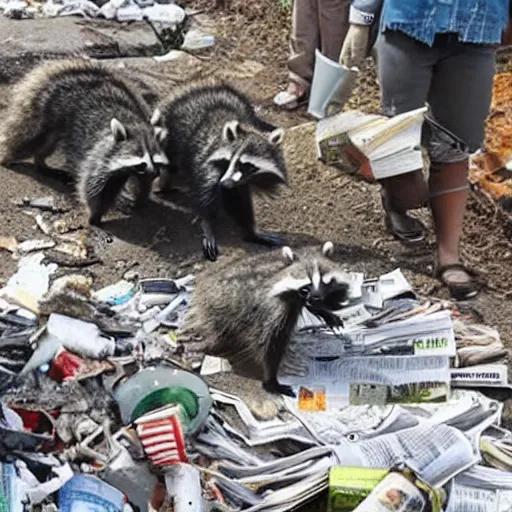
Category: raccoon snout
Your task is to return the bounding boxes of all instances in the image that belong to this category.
[220,178,237,189]
[137,163,159,177]
[307,291,324,305]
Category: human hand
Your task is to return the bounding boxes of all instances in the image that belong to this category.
[339,24,370,68]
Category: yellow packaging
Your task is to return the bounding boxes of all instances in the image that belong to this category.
[328,467,389,512]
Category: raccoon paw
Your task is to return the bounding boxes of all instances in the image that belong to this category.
[249,231,285,248]
[263,379,296,397]
[202,236,219,262]
[246,397,280,421]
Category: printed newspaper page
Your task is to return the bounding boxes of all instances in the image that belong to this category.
[331,423,478,487]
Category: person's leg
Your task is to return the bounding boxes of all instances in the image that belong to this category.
[318,0,350,62]
[287,0,319,93]
[427,41,496,296]
[376,30,437,242]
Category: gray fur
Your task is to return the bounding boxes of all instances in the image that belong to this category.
[0,60,168,225]
[156,80,288,261]
[180,243,351,395]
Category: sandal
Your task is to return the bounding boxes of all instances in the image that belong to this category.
[435,263,479,301]
[381,189,426,244]
[273,83,309,111]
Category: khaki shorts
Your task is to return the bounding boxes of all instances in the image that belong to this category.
[376,30,497,162]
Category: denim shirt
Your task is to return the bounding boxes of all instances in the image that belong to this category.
[350,0,509,46]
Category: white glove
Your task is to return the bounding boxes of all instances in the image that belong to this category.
[339,24,370,69]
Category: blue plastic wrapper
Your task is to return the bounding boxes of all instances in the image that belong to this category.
[59,475,125,512]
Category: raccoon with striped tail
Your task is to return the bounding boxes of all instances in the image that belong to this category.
[180,241,352,396]
[153,80,287,261]
[0,60,168,225]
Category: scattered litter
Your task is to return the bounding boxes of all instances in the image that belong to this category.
[0,253,57,313]
[153,49,188,62]
[47,313,116,359]
[17,238,56,254]
[143,2,184,24]
[0,228,510,512]
[15,196,58,212]
[2,0,35,18]
[59,474,125,511]
[0,235,18,253]
[181,29,215,51]
[35,214,52,236]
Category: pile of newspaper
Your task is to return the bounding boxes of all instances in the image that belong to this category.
[190,268,512,511]
[277,268,509,410]
[191,387,512,511]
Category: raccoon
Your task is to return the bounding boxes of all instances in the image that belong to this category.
[181,242,351,395]
[154,80,287,261]
[0,60,168,225]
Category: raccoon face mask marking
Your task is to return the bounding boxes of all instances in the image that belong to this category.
[107,119,170,176]
[109,147,168,176]
[219,147,286,188]
[268,242,351,310]
[207,147,234,166]
[239,154,286,183]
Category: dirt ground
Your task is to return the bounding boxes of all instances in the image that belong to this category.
[0,0,511,355]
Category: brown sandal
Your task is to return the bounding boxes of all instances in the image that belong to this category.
[435,263,479,301]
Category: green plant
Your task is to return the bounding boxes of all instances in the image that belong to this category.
[276,0,292,10]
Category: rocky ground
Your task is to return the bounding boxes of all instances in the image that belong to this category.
[0,2,512,384]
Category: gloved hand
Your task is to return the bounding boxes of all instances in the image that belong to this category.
[339,24,371,68]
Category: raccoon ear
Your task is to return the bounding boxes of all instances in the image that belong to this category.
[222,120,240,143]
[322,241,334,257]
[154,126,168,144]
[282,246,295,264]
[150,108,162,127]
[111,118,128,142]
[268,127,285,146]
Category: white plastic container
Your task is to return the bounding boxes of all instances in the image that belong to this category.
[307,49,358,119]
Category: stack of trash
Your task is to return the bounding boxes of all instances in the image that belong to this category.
[0,217,511,510]
[274,268,509,411]
[0,0,186,21]
[0,0,216,56]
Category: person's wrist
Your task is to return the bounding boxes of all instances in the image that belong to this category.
[348,5,374,25]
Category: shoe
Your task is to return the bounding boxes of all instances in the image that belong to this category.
[435,263,479,301]
[381,189,426,244]
[273,83,308,111]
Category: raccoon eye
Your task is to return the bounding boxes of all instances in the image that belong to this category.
[133,163,147,173]
[298,285,310,298]
[212,160,230,172]
[240,162,259,174]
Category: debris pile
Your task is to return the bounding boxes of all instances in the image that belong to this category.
[0,0,217,54]
[0,207,511,510]
[0,0,186,21]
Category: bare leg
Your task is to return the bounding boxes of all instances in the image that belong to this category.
[380,169,429,244]
[429,160,472,287]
